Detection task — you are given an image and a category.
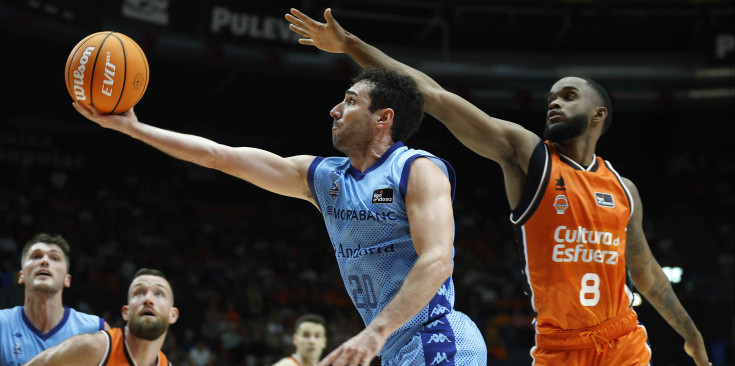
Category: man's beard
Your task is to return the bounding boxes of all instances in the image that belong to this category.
[543,114,588,142]
[129,315,167,341]
[332,120,371,155]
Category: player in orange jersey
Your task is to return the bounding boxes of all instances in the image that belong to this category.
[26,268,178,366]
[286,8,712,366]
[273,314,328,366]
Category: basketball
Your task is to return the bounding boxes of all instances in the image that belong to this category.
[65,31,149,114]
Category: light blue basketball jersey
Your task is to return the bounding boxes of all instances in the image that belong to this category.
[0,306,104,366]
[308,142,486,364]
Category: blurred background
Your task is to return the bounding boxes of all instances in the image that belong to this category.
[0,0,733,365]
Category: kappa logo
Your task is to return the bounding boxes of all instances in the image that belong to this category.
[554,195,569,214]
[555,177,566,191]
[426,319,445,328]
[427,333,452,343]
[430,304,449,316]
[595,192,615,208]
[437,284,447,296]
[430,352,450,365]
[13,342,22,356]
[372,188,394,204]
[329,181,339,198]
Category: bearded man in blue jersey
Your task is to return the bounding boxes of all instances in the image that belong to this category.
[72,65,486,365]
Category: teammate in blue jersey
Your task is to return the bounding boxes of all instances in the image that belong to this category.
[73,65,486,365]
[0,233,109,366]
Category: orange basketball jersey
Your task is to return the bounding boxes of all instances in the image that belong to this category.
[511,141,634,334]
[101,328,170,366]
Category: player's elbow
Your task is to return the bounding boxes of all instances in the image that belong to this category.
[205,145,233,171]
[427,252,453,282]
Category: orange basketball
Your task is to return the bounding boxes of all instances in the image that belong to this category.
[65,31,149,114]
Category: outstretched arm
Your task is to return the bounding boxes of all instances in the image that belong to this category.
[317,158,454,366]
[73,103,316,205]
[286,8,539,167]
[623,178,711,366]
[26,332,107,366]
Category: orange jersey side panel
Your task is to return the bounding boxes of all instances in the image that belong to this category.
[103,328,169,366]
[515,142,633,333]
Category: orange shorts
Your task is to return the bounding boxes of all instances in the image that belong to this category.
[531,308,651,366]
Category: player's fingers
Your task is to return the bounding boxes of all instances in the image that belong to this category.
[324,8,342,28]
[288,24,310,38]
[86,104,96,113]
[318,348,342,366]
[290,8,315,24]
[298,39,315,46]
[330,346,357,366]
[357,352,372,366]
[285,14,308,31]
[73,102,94,118]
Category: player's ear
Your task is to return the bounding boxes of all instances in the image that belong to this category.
[377,108,394,124]
[18,270,24,285]
[592,107,607,125]
[64,274,71,288]
[122,305,130,322]
[168,307,179,324]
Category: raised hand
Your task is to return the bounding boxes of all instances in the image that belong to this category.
[285,8,349,54]
[72,102,138,134]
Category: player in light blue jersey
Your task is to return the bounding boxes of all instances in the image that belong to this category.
[0,234,109,366]
[73,62,486,364]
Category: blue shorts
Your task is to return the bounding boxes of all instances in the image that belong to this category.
[383,311,487,366]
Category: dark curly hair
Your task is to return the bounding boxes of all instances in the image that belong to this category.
[351,67,425,143]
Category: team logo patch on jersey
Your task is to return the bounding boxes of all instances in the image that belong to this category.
[555,177,566,190]
[554,195,569,214]
[329,181,339,198]
[372,188,394,204]
[595,192,615,208]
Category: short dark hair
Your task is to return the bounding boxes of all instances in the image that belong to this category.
[351,67,425,143]
[294,314,326,333]
[131,268,174,304]
[578,75,613,135]
[21,233,71,271]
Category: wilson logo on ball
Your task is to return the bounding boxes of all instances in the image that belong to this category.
[65,31,149,114]
[71,46,95,101]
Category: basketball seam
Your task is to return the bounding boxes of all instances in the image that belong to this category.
[109,33,127,114]
[89,32,115,109]
[66,33,97,101]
